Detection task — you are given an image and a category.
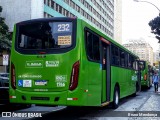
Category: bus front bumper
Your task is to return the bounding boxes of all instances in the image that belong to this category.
[10,89,69,105]
[9,89,86,106]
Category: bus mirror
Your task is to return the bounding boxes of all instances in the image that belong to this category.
[138,61,145,71]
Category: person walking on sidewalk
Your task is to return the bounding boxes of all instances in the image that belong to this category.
[153,71,159,92]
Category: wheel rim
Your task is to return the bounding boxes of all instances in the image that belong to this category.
[115,90,119,105]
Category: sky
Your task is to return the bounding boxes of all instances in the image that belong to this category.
[122,0,160,51]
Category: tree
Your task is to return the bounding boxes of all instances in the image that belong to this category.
[0,6,11,51]
[148,16,160,42]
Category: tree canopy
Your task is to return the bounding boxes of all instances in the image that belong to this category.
[0,6,11,51]
[148,16,160,42]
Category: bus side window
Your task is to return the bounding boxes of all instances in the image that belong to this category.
[85,30,100,62]
[92,34,100,61]
[125,53,128,68]
[111,45,115,65]
[86,31,93,59]
[120,50,125,67]
[111,45,119,66]
[128,54,132,68]
[128,55,137,69]
[133,60,138,70]
[115,47,119,65]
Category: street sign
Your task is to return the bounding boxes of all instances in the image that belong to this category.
[3,54,9,66]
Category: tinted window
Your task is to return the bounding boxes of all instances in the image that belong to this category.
[125,53,128,67]
[139,61,145,70]
[129,55,136,69]
[120,50,125,67]
[86,30,100,62]
[111,45,119,66]
[17,22,73,50]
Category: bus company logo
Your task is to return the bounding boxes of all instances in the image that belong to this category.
[35,80,47,86]
[26,61,43,68]
[46,61,59,67]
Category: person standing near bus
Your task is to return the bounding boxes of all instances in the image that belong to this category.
[153,71,159,92]
[153,63,156,73]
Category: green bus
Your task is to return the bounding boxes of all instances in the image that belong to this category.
[9,17,141,108]
[140,61,152,88]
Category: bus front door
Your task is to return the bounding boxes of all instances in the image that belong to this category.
[137,60,145,92]
[101,42,111,104]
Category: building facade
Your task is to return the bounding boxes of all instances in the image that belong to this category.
[0,0,116,39]
[123,39,154,65]
[114,0,122,44]
[0,0,44,31]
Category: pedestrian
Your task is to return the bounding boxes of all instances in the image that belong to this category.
[152,63,156,73]
[153,71,159,92]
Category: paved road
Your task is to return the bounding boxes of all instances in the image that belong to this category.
[0,85,160,120]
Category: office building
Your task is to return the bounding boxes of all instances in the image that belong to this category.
[114,0,122,44]
[0,0,115,39]
[123,39,154,65]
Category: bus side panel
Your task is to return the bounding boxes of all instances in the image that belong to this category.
[81,22,102,106]
[67,19,88,106]
[111,67,127,99]
[102,70,106,103]
[67,20,102,106]
[87,62,102,106]
[111,66,136,100]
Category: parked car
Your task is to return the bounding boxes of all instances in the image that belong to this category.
[0,73,9,104]
[0,73,31,107]
[0,73,9,79]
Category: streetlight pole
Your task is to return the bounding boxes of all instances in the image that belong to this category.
[133,0,160,16]
[133,0,160,76]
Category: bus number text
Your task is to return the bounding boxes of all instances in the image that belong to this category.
[57,82,65,87]
[58,24,69,32]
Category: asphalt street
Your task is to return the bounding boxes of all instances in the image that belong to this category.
[0,85,160,120]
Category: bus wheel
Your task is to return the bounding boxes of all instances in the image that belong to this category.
[112,86,119,109]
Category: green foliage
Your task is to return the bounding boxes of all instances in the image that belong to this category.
[0,5,11,51]
[148,16,160,42]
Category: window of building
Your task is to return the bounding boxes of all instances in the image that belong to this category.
[44,0,47,5]
[55,3,58,11]
[51,1,54,8]
[49,0,52,7]
[44,12,48,18]
[66,10,69,16]
[43,12,53,18]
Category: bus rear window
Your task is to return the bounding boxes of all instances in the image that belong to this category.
[17,22,73,50]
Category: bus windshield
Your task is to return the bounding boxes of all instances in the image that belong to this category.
[17,22,73,50]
